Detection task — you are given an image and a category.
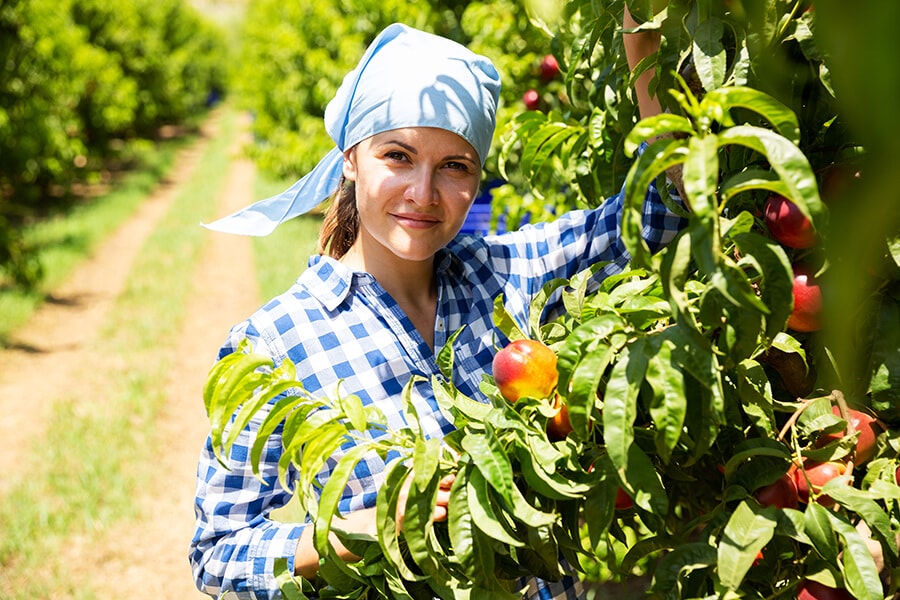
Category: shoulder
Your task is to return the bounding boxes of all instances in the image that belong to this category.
[220,255,353,362]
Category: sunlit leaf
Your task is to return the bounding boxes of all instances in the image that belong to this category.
[717,501,777,589]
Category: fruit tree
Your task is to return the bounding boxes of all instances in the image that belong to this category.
[204,1,900,598]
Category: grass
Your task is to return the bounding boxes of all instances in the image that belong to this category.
[0,106,239,599]
[0,137,190,344]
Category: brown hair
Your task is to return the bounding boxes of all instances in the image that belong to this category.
[317,178,359,258]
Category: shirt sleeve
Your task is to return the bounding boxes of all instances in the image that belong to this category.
[479,166,687,317]
[189,321,306,600]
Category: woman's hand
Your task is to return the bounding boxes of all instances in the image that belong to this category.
[294,471,457,580]
[396,472,456,530]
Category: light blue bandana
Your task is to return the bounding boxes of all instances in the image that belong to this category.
[203,23,501,236]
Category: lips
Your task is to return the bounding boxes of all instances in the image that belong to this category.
[392,212,441,228]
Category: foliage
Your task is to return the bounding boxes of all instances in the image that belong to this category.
[0,0,226,288]
[203,1,900,598]
[206,79,900,598]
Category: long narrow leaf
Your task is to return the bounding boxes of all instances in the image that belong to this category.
[718,125,823,229]
[717,501,778,590]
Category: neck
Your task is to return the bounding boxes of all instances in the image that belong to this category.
[339,245,438,351]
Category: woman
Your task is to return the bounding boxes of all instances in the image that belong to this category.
[191,17,684,600]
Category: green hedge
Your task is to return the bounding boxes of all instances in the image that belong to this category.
[0,0,227,287]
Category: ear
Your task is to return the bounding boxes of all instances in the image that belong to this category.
[342,147,357,181]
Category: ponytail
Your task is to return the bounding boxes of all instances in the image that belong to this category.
[317,179,359,259]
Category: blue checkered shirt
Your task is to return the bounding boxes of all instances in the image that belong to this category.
[191,181,686,599]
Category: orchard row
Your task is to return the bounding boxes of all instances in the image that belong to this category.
[0,0,227,286]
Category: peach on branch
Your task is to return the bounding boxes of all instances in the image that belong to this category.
[615,487,633,510]
[787,263,823,333]
[763,193,817,249]
[796,579,854,600]
[492,338,558,402]
[539,54,560,82]
[753,472,799,510]
[815,405,881,465]
[791,460,848,508]
[547,397,574,441]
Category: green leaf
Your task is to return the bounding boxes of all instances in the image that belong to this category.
[603,343,646,473]
[436,326,466,380]
[804,502,840,564]
[717,125,823,230]
[731,231,794,340]
[735,360,778,436]
[702,87,800,142]
[461,426,515,506]
[206,351,277,461]
[250,394,316,480]
[521,123,578,186]
[621,535,671,575]
[401,464,445,579]
[529,277,571,339]
[555,313,625,400]
[566,344,612,439]
[466,464,523,548]
[624,114,696,155]
[720,168,789,206]
[650,542,717,594]
[622,136,691,267]
[644,338,687,464]
[822,484,898,563]
[313,444,373,555]
[493,294,527,342]
[659,231,695,326]
[274,557,312,599]
[561,262,609,318]
[692,17,727,91]
[683,134,720,233]
[447,466,475,578]
[377,459,424,582]
[433,375,491,425]
[340,393,368,435]
[722,437,792,480]
[658,324,722,394]
[717,501,777,590]
[824,511,885,600]
[514,443,590,500]
[413,436,441,492]
[294,421,352,495]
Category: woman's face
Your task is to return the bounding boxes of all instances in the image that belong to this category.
[342,127,481,265]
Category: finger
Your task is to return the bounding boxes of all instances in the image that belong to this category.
[432,505,449,522]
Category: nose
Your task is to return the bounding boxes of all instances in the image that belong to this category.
[405,167,437,206]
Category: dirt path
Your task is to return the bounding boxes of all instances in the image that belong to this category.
[0,112,261,598]
[0,131,207,483]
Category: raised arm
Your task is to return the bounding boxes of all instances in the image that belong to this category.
[622,2,687,202]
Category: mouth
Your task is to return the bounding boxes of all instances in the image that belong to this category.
[392,212,441,229]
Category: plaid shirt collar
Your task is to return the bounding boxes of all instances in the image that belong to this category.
[302,247,467,312]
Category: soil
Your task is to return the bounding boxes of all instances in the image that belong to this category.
[0,110,261,598]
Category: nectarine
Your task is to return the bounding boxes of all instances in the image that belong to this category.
[492,339,558,402]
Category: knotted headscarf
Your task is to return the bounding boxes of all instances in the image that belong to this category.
[203,23,502,236]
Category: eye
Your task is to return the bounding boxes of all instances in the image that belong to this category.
[444,161,473,173]
[385,150,408,162]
